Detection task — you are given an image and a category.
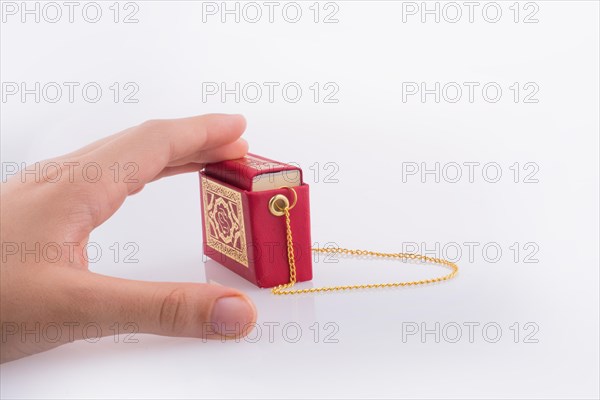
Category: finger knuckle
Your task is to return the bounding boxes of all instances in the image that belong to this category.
[139,119,164,132]
[158,288,193,335]
[138,119,173,163]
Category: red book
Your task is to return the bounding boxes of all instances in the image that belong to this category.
[200,154,312,288]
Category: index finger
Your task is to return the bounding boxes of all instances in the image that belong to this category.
[76,113,247,227]
[88,113,245,184]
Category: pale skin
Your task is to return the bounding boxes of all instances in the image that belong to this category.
[0,114,257,363]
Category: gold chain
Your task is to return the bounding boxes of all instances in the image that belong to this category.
[271,206,459,295]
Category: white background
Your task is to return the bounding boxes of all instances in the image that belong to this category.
[1,1,599,398]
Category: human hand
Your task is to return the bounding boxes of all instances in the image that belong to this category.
[0,114,257,363]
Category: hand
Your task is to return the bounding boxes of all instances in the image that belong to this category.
[0,114,257,363]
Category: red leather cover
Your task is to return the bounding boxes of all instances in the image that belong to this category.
[203,153,302,191]
[199,160,312,288]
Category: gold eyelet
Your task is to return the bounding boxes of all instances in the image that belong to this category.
[269,194,289,217]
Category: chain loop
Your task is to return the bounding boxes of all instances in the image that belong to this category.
[271,202,459,295]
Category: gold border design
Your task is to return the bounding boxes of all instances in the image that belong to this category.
[201,176,249,267]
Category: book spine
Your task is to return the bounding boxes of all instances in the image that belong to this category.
[246,185,313,287]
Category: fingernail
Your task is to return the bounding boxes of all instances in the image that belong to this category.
[210,296,255,337]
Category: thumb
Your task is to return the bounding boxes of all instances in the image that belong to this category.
[73,272,257,340]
